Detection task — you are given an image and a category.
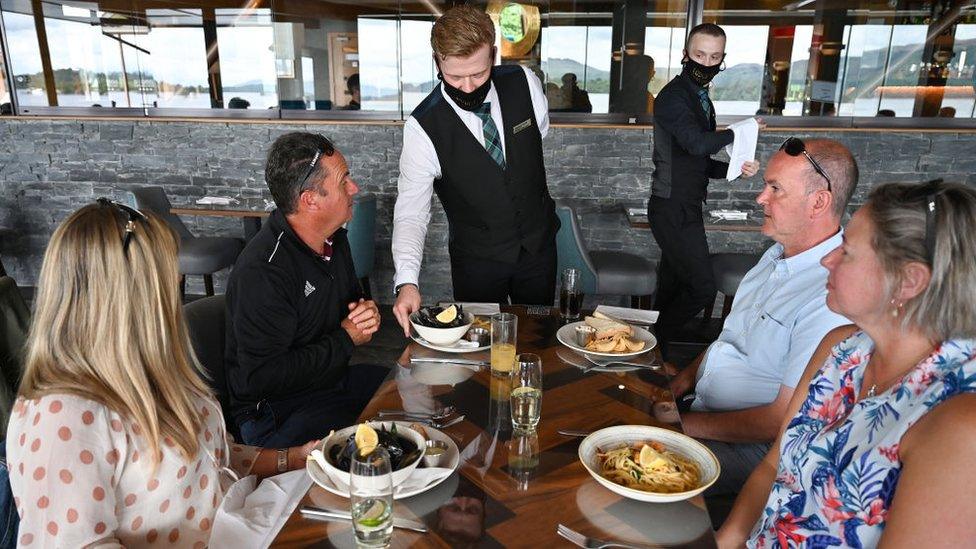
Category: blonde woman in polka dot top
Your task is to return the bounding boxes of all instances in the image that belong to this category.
[6,202,318,547]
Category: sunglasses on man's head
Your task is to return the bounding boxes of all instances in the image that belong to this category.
[96,198,148,256]
[780,136,832,192]
[298,141,337,192]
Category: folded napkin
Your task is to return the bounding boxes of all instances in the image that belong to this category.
[195,196,238,205]
[439,302,501,316]
[210,469,312,548]
[594,305,659,325]
[310,450,453,497]
[709,209,750,221]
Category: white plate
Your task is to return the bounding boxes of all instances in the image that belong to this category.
[307,426,460,500]
[411,334,489,354]
[578,425,720,503]
[554,348,642,373]
[556,321,657,359]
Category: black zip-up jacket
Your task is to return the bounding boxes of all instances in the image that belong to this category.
[651,73,734,203]
[224,209,360,421]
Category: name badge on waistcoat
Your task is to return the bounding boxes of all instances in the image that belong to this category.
[513,118,533,134]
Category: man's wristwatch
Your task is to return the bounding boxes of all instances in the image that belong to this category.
[276,448,289,473]
[394,282,417,296]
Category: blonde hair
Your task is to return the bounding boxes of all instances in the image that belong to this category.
[20,202,213,467]
[866,181,976,340]
[431,5,495,60]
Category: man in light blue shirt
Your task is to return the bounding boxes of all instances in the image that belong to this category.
[668,138,859,494]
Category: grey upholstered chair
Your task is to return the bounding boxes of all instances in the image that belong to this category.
[556,205,656,308]
[130,187,244,296]
[347,195,377,299]
[183,295,238,440]
[710,252,762,319]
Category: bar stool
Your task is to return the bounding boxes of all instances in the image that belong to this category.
[556,205,656,308]
[710,252,761,319]
[130,187,244,296]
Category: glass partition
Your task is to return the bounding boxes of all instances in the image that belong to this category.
[2,0,974,122]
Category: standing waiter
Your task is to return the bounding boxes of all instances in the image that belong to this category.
[649,23,761,358]
[391,5,558,336]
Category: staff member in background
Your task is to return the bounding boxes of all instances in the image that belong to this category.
[391,5,558,337]
[649,23,761,358]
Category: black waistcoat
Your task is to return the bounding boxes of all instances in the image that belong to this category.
[412,65,559,263]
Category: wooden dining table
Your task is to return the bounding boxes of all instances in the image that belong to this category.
[272,307,716,548]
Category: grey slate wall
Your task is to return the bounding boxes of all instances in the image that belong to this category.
[2,118,974,304]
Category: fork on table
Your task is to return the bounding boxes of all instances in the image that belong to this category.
[556,523,649,549]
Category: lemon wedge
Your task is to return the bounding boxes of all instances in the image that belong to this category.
[435,304,458,324]
[355,423,379,456]
[638,444,668,470]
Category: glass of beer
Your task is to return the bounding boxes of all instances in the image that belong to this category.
[490,313,517,378]
[510,353,542,431]
[559,268,584,320]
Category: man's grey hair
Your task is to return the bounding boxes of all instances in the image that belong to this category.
[801,139,859,219]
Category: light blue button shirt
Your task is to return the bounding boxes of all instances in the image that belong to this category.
[691,230,849,412]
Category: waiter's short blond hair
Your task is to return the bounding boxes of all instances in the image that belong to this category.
[431,5,495,60]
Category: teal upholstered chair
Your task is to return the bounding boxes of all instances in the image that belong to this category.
[347,195,377,299]
[555,205,655,308]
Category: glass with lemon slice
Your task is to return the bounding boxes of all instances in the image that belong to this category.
[349,424,393,547]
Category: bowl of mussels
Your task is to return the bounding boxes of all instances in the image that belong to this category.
[409,304,475,346]
[320,422,426,488]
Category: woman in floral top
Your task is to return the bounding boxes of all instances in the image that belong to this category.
[6,201,317,547]
[717,180,976,548]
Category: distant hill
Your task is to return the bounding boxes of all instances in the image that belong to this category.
[542,57,610,83]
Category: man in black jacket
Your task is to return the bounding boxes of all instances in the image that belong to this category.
[649,23,760,357]
[225,132,385,448]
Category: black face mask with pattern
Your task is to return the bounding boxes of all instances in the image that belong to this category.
[439,74,492,111]
[681,57,724,87]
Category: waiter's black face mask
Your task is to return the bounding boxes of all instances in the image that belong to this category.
[436,47,495,111]
[681,56,725,87]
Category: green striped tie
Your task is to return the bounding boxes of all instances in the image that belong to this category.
[474,103,506,169]
[697,88,711,118]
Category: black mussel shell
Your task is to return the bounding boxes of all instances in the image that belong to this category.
[414,304,467,328]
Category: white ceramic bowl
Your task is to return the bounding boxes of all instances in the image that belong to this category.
[578,425,720,503]
[410,311,474,346]
[319,421,426,488]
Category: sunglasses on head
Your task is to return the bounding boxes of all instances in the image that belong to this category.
[96,198,148,256]
[780,137,832,193]
[298,140,337,192]
[915,178,944,265]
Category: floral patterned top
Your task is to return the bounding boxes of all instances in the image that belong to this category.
[748,331,976,548]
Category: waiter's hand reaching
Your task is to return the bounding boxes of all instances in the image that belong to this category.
[740,160,760,178]
[393,284,422,338]
[342,298,381,345]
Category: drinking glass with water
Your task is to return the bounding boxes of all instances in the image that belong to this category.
[560,268,584,320]
[350,447,394,547]
[510,353,542,431]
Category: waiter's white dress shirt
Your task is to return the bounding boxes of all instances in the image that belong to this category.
[391,65,549,290]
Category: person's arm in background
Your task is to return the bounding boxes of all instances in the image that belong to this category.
[228,265,355,401]
[716,324,857,547]
[391,118,439,337]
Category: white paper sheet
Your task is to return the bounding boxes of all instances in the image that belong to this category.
[210,470,312,549]
[724,118,759,181]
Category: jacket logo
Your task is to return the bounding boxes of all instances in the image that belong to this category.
[304,281,316,297]
[512,118,532,134]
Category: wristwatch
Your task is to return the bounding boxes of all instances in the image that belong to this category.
[276,448,289,473]
[394,282,417,296]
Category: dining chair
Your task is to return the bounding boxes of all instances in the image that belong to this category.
[710,252,762,320]
[0,276,30,441]
[183,294,239,440]
[346,195,377,299]
[555,205,656,308]
[129,187,244,296]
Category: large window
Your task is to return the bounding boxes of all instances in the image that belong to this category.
[2,0,974,122]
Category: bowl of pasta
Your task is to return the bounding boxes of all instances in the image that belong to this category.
[578,425,720,503]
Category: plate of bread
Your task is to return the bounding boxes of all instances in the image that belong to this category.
[556,312,657,358]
